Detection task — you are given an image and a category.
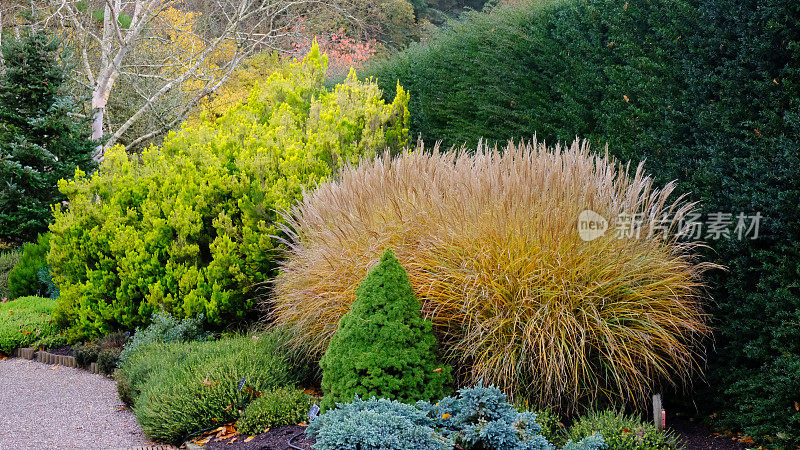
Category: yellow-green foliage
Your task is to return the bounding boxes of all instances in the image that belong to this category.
[270,139,712,413]
[48,43,410,338]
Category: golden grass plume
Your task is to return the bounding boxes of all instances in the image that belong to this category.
[268,139,714,413]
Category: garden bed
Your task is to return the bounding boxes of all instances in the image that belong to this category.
[203,425,313,450]
[668,415,747,450]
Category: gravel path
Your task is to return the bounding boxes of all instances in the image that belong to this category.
[0,357,150,450]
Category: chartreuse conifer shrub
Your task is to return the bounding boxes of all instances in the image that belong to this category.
[47,42,410,339]
[271,140,712,414]
[319,249,452,410]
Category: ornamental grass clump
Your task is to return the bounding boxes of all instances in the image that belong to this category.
[270,139,713,413]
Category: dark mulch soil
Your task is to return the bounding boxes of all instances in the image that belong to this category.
[204,425,314,450]
[203,416,752,450]
[668,416,749,450]
[43,345,73,356]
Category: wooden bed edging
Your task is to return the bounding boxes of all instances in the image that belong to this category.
[12,347,99,374]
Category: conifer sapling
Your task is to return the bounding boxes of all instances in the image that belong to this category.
[319,249,451,409]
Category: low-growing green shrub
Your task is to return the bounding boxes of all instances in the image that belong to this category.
[98,331,129,350]
[8,233,51,299]
[566,410,680,450]
[531,408,564,446]
[72,342,100,368]
[73,331,128,370]
[236,387,315,435]
[0,248,21,299]
[319,249,452,409]
[97,347,122,375]
[35,265,58,299]
[120,333,304,444]
[0,296,64,353]
[119,311,208,365]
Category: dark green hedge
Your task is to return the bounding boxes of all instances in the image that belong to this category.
[364,0,800,446]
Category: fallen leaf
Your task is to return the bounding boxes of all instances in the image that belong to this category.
[263,428,270,434]
[215,424,238,440]
[794,401,799,411]
[201,376,213,387]
[244,436,254,442]
[433,368,442,373]
[51,365,59,369]
[623,95,630,102]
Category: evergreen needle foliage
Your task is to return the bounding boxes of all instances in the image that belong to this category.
[271,140,712,413]
[0,31,96,244]
[8,233,52,299]
[320,249,452,409]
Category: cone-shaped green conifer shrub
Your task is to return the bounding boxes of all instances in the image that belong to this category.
[319,249,452,409]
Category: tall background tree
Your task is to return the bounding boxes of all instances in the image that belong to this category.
[0,30,96,245]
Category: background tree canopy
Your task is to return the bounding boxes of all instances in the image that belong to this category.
[0,30,96,245]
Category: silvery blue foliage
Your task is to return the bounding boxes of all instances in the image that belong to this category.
[418,383,554,449]
[306,396,451,450]
[562,433,606,450]
[308,384,607,450]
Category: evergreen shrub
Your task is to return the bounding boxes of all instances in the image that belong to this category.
[8,233,52,299]
[319,249,452,409]
[48,43,410,339]
[236,386,315,435]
